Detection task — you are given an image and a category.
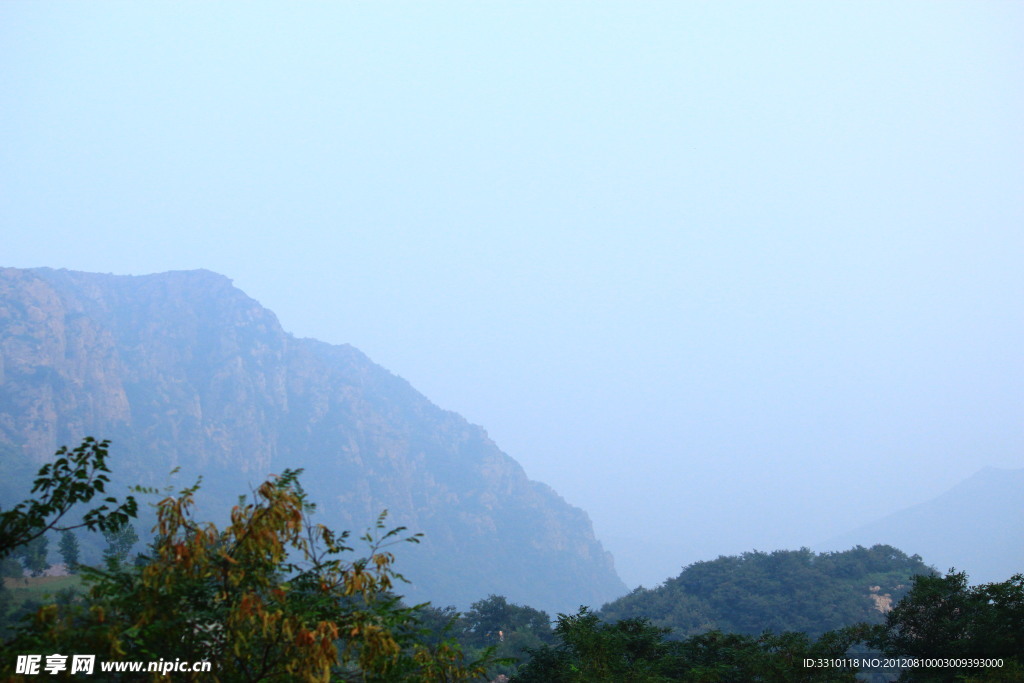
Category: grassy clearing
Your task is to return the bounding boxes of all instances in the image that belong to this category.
[3,574,83,610]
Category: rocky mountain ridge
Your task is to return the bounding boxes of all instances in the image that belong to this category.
[0,266,627,613]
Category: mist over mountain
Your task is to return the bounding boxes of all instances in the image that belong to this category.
[0,266,627,613]
[816,467,1024,585]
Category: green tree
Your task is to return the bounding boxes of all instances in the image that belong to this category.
[0,557,22,579]
[0,437,137,559]
[870,570,1024,681]
[461,594,514,648]
[0,582,10,633]
[461,595,553,650]
[452,595,552,678]
[513,607,683,682]
[101,522,138,566]
[18,534,49,577]
[678,627,868,682]
[512,607,866,682]
[58,530,80,571]
[3,468,492,682]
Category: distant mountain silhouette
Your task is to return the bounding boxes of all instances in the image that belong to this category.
[817,467,1024,585]
[0,266,627,613]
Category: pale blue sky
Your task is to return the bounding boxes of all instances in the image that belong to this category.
[3,2,1022,587]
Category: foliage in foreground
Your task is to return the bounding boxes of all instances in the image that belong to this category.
[505,569,1024,682]
[0,438,137,561]
[869,570,1024,682]
[509,606,867,682]
[5,439,1023,682]
[432,594,554,679]
[1,439,492,682]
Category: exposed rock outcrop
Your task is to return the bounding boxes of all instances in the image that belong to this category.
[0,267,627,613]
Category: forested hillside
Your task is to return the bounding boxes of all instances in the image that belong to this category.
[5,447,1018,682]
[599,545,936,638]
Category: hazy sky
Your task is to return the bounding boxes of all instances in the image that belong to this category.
[3,2,1022,588]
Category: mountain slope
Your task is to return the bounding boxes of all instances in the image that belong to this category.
[0,266,627,613]
[817,467,1024,585]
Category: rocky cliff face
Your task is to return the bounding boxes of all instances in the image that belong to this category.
[0,267,626,613]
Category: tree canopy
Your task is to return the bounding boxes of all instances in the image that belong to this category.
[0,439,492,682]
[600,545,936,638]
[510,606,866,682]
[5,439,1020,682]
[0,438,137,560]
[869,570,1024,681]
